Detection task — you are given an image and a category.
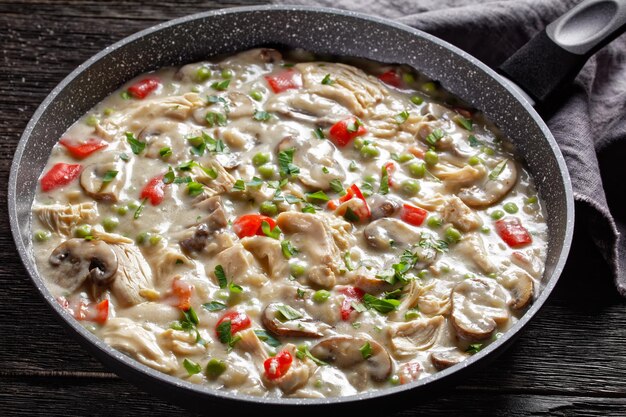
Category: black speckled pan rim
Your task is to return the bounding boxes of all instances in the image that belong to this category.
[8,5,574,407]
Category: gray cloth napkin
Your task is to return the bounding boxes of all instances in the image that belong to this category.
[274,0,626,295]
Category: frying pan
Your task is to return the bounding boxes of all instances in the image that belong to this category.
[8,0,626,411]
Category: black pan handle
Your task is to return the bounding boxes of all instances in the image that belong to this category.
[498,0,626,108]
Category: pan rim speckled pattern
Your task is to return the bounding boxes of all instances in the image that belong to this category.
[8,5,574,407]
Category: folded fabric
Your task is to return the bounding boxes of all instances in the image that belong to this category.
[274,0,626,295]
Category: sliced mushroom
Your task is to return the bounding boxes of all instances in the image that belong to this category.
[459,159,518,208]
[179,224,211,255]
[451,278,510,341]
[499,267,534,310]
[226,92,255,119]
[262,303,331,338]
[265,91,349,126]
[80,160,125,202]
[310,336,392,382]
[368,193,401,220]
[34,202,98,236]
[180,197,228,255]
[388,315,445,356]
[276,135,346,191]
[241,236,289,279]
[48,238,118,291]
[441,195,482,232]
[456,233,497,274]
[430,349,469,370]
[364,218,421,251]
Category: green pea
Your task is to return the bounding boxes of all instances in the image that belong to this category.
[408,161,426,178]
[417,270,429,279]
[102,217,119,232]
[525,196,538,204]
[402,72,415,84]
[361,145,380,158]
[195,67,211,82]
[103,108,114,116]
[427,216,443,229]
[120,91,132,100]
[260,201,278,216]
[221,69,233,79]
[353,137,366,150]
[363,174,376,184]
[397,152,415,163]
[468,155,481,166]
[249,90,263,101]
[503,202,519,214]
[117,205,128,216]
[34,230,51,242]
[445,226,462,243]
[490,210,505,220]
[136,231,150,245]
[85,114,98,127]
[424,150,439,166]
[252,152,270,166]
[74,224,92,238]
[206,359,227,378]
[149,234,162,246]
[404,310,420,321]
[127,200,140,210]
[389,375,401,385]
[400,179,420,196]
[258,165,276,179]
[480,226,491,234]
[482,146,495,156]
[410,95,424,105]
[422,81,437,93]
[312,290,331,303]
[290,262,306,277]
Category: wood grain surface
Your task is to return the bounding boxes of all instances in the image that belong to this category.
[1,1,625,416]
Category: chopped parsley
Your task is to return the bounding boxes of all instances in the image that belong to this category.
[321,74,334,85]
[489,159,508,181]
[170,307,203,344]
[296,345,328,366]
[211,79,230,91]
[466,343,484,355]
[359,342,373,359]
[101,170,118,188]
[254,329,281,348]
[214,265,228,289]
[125,132,145,155]
[468,135,481,147]
[281,240,298,259]
[253,110,272,121]
[455,116,474,131]
[232,179,246,192]
[186,181,204,197]
[394,110,410,124]
[183,358,202,376]
[306,190,330,202]
[425,128,445,146]
[362,293,401,314]
[133,198,147,220]
[202,301,228,312]
[205,111,227,127]
[276,304,303,321]
[343,207,360,223]
[329,179,346,195]
[278,148,300,177]
[346,118,363,133]
[313,127,325,139]
[159,147,172,158]
[261,221,281,239]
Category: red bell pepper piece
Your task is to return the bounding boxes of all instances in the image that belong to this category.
[171,277,194,311]
[40,163,82,192]
[232,214,277,238]
[59,297,109,324]
[338,184,371,220]
[378,70,402,87]
[398,361,421,384]
[401,204,428,227]
[60,137,108,159]
[265,70,302,93]
[339,286,365,321]
[215,311,251,337]
[128,77,160,99]
[495,217,532,248]
[329,117,367,147]
[264,350,293,380]
[140,175,166,205]
[383,162,396,187]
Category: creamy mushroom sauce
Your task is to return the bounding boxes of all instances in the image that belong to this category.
[31,48,547,398]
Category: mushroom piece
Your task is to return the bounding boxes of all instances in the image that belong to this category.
[179,224,211,255]
[499,267,534,310]
[388,315,445,356]
[261,303,331,338]
[441,195,482,232]
[226,92,255,119]
[368,193,401,220]
[451,278,510,341]
[48,238,118,291]
[276,135,346,191]
[310,336,392,382]
[458,159,518,208]
[80,160,125,202]
[265,91,349,126]
[180,196,228,255]
[430,349,469,371]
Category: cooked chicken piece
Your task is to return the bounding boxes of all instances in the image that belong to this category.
[179,197,228,256]
[389,315,445,357]
[105,244,154,307]
[34,202,97,236]
[310,336,392,382]
[80,158,125,203]
[352,270,398,294]
[237,329,269,362]
[295,62,386,118]
[262,303,332,338]
[441,195,482,232]
[274,343,313,394]
[511,249,544,279]
[276,212,341,289]
[212,243,261,286]
[430,349,469,370]
[241,236,289,279]
[101,318,177,374]
[145,245,194,286]
[456,233,497,274]
[190,161,236,198]
[159,328,207,356]
[498,267,535,310]
[276,135,346,191]
[90,228,134,244]
[434,163,487,187]
[451,278,510,341]
[459,159,518,208]
[326,215,356,251]
[417,280,454,316]
[389,279,421,320]
[220,48,283,69]
[139,119,195,162]
[128,93,203,123]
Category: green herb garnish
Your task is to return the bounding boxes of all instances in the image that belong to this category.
[281,240,298,259]
[215,265,227,289]
[254,330,281,348]
[253,110,272,121]
[183,358,202,376]
[362,293,400,314]
[211,79,230,91]
[425,128,445,146]
[276,304,303,321]
[125,132,145,154]
[187,181,204,196]
[489,159,508,181]
[313,127,325,139]
[321,74,333,85]
[202,301,228,312]
[359,342,373,359]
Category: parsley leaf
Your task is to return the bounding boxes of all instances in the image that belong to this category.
[216,320,232,344]
[187,181,204,196]
[466,343,484,355]
[468,135,481,147]
[321,74,334,85]
[261,221,281,239]
[253,110,272,121]
[359,342,373,359]
[202,301,227,312]
[301,204,318,214]
[278,148,300,177]
[343,207,360,223]
[159,147,172,158]
[281,240,298,259]
[362,293,401,314]
[347,118,363,133]
[425,128,445,146]
[329,179,346,195]
[205,111,227,127]
[183,358,202,376]
[254,329,281,348]
[313,127,325,139]
[276,304,303,321]
[211,79,230,91]
[101,170,118,188]
[133,198,147,220]
[489,159,508,181]
[215,265,227,289]
[455,116,474,131]
[380,164,390,195]
[306,190,330,202]
[296,345,328,366]
[125,132,145,154]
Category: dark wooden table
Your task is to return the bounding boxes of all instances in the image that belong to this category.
[1,1,625,415]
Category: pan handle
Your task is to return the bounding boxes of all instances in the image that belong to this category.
[498,0,626,109]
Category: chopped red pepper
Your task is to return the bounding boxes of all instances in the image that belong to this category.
[408,146,425,159]
[383,162,396,187]
[338,184,371,221]
[398,361,421,384]
[215,311,251,337]
[59,297,109,324]
[91,299,110,324]
[265,70,302,94]
[495,217,532,248]
[140,174,166,205]
[264,350,293,380]
[401,204,428,227]
[40,163,82,192]
[171,277,194,311]
[232,214,277,238]
[329,117,367,147]
[127,77,160,99]
[60,137,108,159]
[378,70,402,87]
[339,286,365,321]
